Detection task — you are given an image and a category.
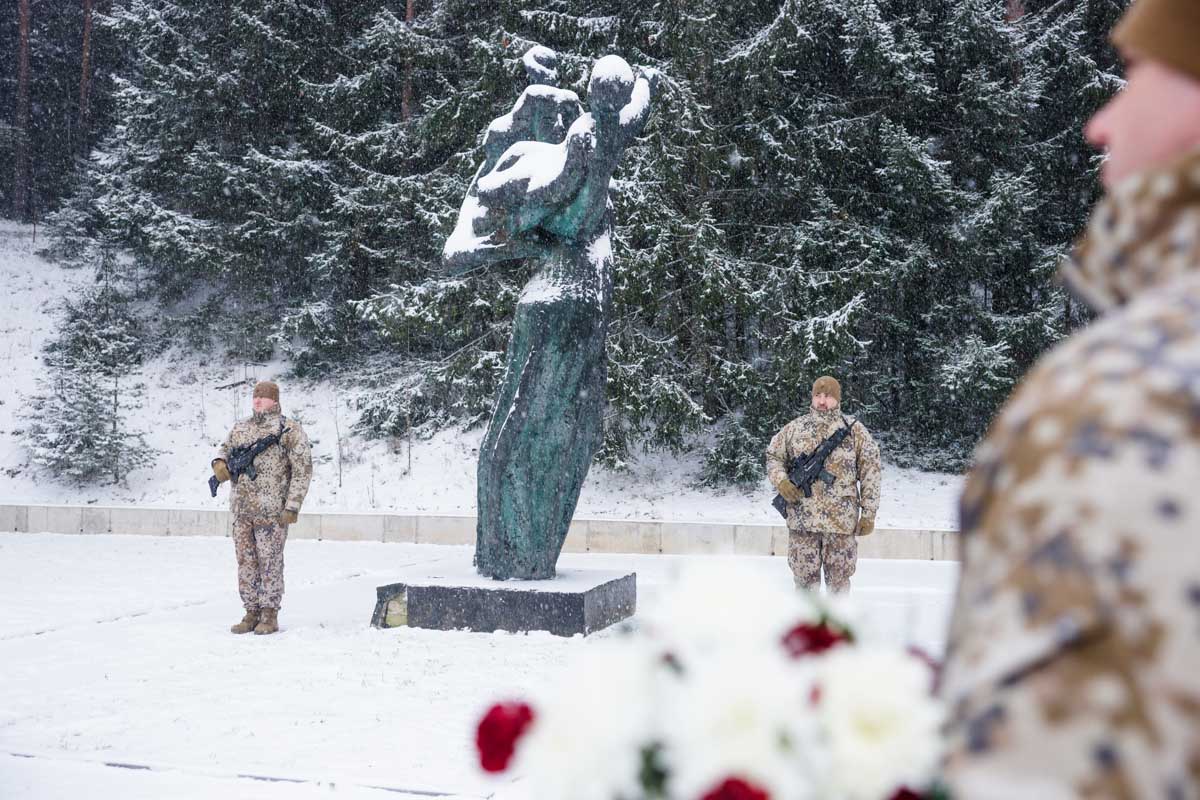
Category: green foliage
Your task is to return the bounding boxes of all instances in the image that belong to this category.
[22,244,157,484]
[44,0,1128,481]
[1,2,124,220]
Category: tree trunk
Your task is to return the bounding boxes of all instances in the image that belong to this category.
[401,0,415,121]
[112,375,121,484]
[13,0,33,220]
[745,313,762,368]
[79,0,96,153]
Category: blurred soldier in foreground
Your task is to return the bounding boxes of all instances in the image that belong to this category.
[941,0,1200,795]
[766,376,881,593]
[211,381,312,635]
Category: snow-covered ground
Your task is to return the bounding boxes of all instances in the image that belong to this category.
[1,223,962,798]
[0,532,958,799]
[0,222,964,529]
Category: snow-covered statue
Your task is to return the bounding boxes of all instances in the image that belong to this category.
[443,47,657,580]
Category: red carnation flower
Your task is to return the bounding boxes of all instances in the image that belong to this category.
[701,776,771,800]
[781,621,849,658]
[889,788,924,800]
[475,701,535,773]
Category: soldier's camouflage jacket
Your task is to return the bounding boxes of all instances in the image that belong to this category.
[217,409,313,521]
[941,149,1200,799]
[765,408,882,536]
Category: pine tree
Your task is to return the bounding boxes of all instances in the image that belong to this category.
[318,2,549,432]
[66,0,351,356]
[681,0,1127,474]
[295,1,522,380]
[22,242,156,485]
[331,0,1128,476]
[43,0,1128,480]
[1,1,122,220]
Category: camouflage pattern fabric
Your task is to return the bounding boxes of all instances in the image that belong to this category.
[232,517,288,611]
[218,408,312,612]
[766,407,881,592]
[765,408,882,537]
[941,149,1200,799]
[218,409,313,519]
[788,529,857,593]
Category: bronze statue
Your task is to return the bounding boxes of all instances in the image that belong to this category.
[443,47,657,579]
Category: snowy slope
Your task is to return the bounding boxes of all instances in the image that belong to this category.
[0,223,963,528]
[0,223,89,482]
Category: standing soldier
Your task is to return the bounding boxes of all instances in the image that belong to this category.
[766,376,882,593]
[211,381,312,635]
[940,0,1200,795]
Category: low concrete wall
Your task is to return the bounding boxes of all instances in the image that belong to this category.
[0,503,959,560]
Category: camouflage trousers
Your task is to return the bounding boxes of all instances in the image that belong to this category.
[787,529,858,593]
[232,516,289,611]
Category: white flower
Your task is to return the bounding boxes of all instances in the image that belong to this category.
[815,647,943,800]
[662,648,821,800]
[490,568,943,800]
[645,562,818,665]
[515,640,662,800]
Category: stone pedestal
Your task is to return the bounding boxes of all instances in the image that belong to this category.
[370,561,635,637]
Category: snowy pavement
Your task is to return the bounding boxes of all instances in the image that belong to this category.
[0,533,957,799]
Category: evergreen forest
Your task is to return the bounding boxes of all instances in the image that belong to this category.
[0,1,1128,482]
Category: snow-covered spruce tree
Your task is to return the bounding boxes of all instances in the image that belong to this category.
[315,2,547,435]
[58,0,351,358]
[1,1,123,220]
[562,1,756,477]
[686,0,1125,475]
[1007,0,1128,336]
[22,244,156,484]
[313,7,557,447]
[333,2,766,469]
[46,0,1127,480]
[329,0,1126,476]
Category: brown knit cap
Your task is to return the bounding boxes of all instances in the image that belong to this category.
[253,381,280,403]
[1112,0,1200,82]
[812,375,841,403]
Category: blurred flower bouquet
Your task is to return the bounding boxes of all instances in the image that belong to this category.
[475,566,947,800]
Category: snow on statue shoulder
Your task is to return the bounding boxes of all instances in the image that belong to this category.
[441,47,658,580]
[442,49,657,275]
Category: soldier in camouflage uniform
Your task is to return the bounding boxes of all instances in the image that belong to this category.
[941,1,1200,796]
[211,381,312,636]
[765,376,882,593]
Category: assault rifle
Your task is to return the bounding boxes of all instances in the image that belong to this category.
[771,418,856,518]
[208,421,290,498]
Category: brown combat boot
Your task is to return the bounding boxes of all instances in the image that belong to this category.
[253,608,279,635]
[231,609,259,634]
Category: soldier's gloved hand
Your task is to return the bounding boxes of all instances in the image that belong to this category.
[212,459,231,483]
[777,478,803,504]
[857,515,876,537]
[280,509,299,526]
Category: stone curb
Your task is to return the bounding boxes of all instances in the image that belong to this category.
[0,503,959,560]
